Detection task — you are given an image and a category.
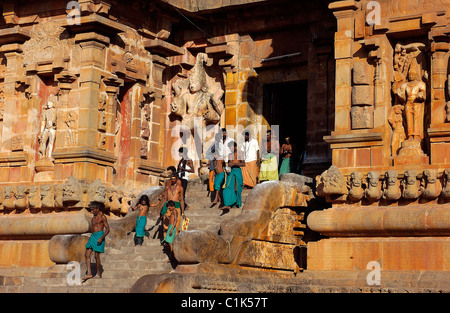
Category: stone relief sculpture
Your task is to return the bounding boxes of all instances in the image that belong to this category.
[315,165,348,197]
[365,171,382,202]
[62,176,82,205]
[64,111,77,146]
[38,95,58,159]
[89,179,107,204]
[402,169,422,200]
[347,172,364,201]
[441,169,450,200]
[421,169,441,200]
[391,42,429,163]
[383,170,401,201]
[170,53,224,132]
[3,186,15,211]
[388,105,406,157]
[41,185,55,209]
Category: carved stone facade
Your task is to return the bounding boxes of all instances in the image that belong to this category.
[312,0,450,272]
[0,0,336,268]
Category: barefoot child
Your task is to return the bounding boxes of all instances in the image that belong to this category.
[131,195,159,246]
[83,201,109,280]
[211,152,225,207]
[161,200,178,262]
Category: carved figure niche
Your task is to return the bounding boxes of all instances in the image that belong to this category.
[391,42,430,165]
[170,53,225,133]
[139,94,153,159]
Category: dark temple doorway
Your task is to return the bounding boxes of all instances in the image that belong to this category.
[263,80,308,174]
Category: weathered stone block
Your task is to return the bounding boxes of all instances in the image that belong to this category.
[351,85,373,106]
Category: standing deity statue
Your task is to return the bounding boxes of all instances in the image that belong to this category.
[395,58,426,141]
[38,95,57,159]
[170,53,224,132]
[391,43,429,164]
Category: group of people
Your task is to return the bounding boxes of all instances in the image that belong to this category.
[132,147,194,262]
[80,128,295,280]
[207,128,294,212]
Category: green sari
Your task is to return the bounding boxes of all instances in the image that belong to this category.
[223,167,243,208]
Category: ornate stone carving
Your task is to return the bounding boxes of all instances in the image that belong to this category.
[421,169,441,199]
[170,53,224,132]
[347,172,364,201]
[89,179,106,203]
[383,170,401,201]
[388,105,406,157]
[402,170,422,199]
[63,176,82,205]
[316,165,348,196]
[365,171,382,202]
[109,192,121,214]
[22,20,68,66]
[3,187,16,211]
[15,186,28,209]
[40,185,55,209]
[391,43,429,164]
[28,186,41,209]
[441,169,450,200]
[64,111,77,146]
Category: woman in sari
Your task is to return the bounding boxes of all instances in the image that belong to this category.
[222,141,245,211]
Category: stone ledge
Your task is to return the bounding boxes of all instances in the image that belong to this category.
[52,148,117,165]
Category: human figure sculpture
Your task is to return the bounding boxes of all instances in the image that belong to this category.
[388,105,406,157]
[170,53,224,132]
[38,96,57,159]
[395,58,426,141]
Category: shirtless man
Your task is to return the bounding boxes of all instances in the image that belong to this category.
[83,201,109,281]
[160,166,182,201]
[160,173,185,237]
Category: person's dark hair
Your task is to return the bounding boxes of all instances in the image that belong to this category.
[167,166,176,172]
[267,130,272,134]
[89,201,105,211]
[167,200,176,208]
[221,128,227,133]
[178,147,187,154]
[139,195,150,206]
[244,131,250,137]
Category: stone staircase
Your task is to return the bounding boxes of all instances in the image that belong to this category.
[0,181,251,293]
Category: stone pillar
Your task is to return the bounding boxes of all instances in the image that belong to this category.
[428,28,450,164]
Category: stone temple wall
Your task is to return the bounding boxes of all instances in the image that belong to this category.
[0,0,181,266]
[0,0,336,267]
[308,0,450,271]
